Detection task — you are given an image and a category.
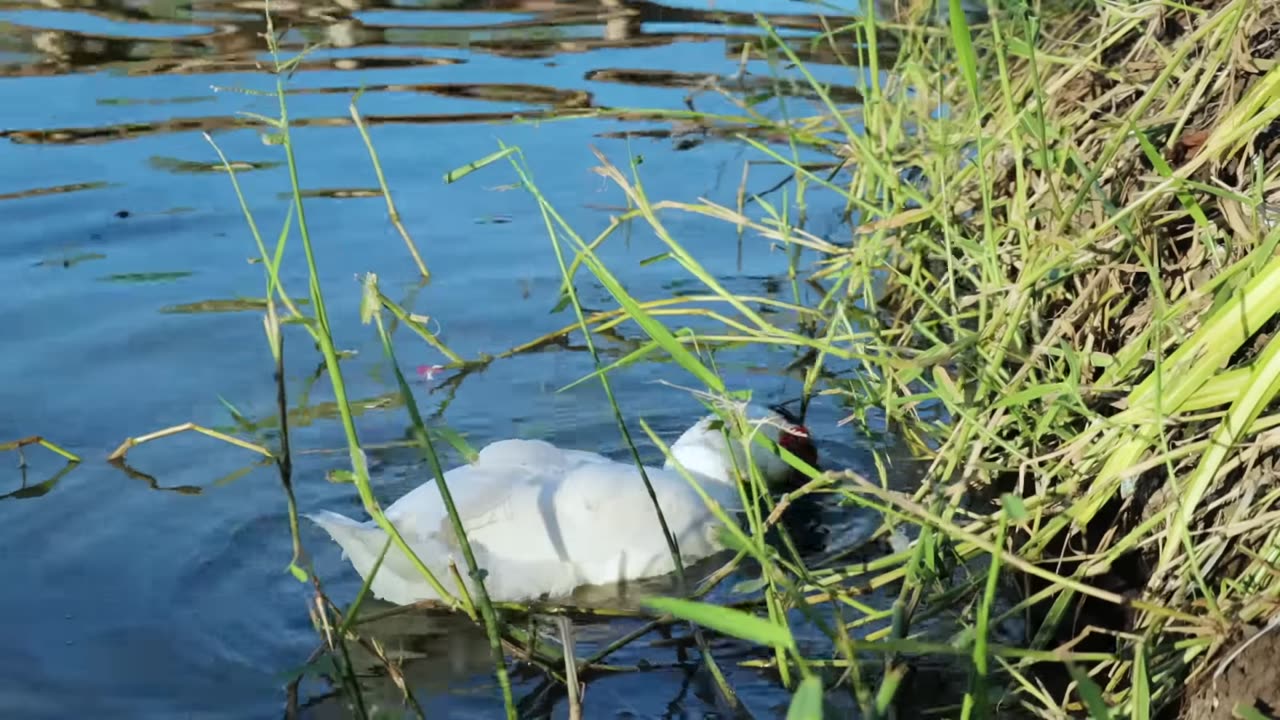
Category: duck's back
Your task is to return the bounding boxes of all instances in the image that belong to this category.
[384,438,740,600]
[383,438,613,534]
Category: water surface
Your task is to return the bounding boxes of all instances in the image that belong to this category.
[0,1,914,717]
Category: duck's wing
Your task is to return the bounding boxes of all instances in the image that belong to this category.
[316,439,619,604]
[380,438,608,544]
[459,456,741,590]
[556,461,741,580]
[381,463,496,537]
[425,439,599,551]
[380,439,567,533]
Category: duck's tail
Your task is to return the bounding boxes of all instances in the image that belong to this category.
[307,510,385,575]
[306,510,449,605]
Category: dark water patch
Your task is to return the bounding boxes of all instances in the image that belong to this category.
[159,296,308,314]
[149,155,282,174]
[283,187,386,200]
[0,180,113,201]
[0,109,583,145]
[0,9,215,40]
[32,251,108,268]
[98,270,194,283]
[97,94,215,106]
[0,460,80,503]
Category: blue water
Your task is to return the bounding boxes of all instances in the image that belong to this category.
[0,1,912,717]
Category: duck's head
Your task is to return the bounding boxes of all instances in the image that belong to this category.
[665,403,818,488]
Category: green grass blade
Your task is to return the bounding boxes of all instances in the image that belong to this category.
[444,147,518,184]
[786,676,824,720]
[1161,328,1280,569]
[644,596,796,652]
[1069,665,1115,720]
[948,0,980,103]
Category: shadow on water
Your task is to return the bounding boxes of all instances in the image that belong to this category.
[0,0,973,718]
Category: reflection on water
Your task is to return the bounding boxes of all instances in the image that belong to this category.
[0,0,928,718]
[0,0,885,147]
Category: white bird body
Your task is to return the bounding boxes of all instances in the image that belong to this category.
[309,406,815,605]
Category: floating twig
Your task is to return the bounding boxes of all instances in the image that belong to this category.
[108,422,273,462]
[1,435,81,463]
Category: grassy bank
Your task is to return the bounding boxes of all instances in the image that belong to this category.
[115,0,1280,717]
[721,0,1280,716]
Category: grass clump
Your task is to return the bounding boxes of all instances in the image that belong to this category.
[587,0,1280,717]
[116,0,1280,717]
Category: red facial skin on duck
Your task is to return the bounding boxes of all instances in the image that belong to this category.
[778,425,818,472]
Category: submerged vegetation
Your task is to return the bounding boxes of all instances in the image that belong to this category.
[112,0,1280,717]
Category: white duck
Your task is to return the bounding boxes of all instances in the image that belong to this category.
[308,404,817,605]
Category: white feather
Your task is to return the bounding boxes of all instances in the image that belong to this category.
[308,405,801,605]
